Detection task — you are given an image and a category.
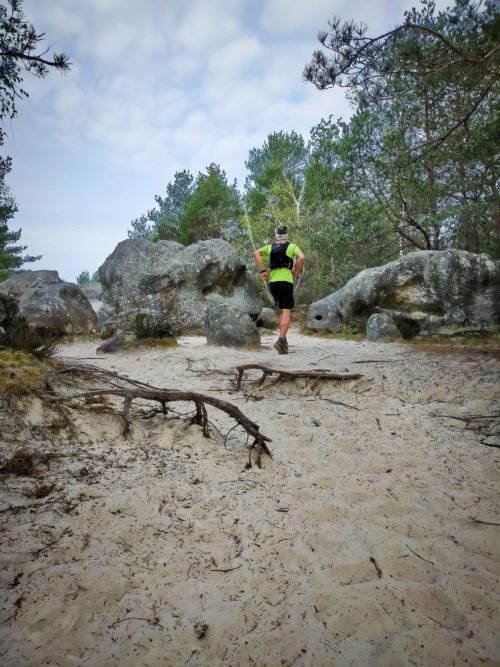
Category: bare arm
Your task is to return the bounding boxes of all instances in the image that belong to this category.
[253,249,269,281]
[293,251,305,276]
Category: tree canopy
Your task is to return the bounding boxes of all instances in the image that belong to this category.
[303,0,499,258]
[128,165,242,246]
[0,156,40,278]
[304,0,499,147]
[0,0,71,141]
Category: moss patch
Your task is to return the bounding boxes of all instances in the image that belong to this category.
[0,350,50,397]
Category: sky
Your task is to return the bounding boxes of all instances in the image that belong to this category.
[4,0,451,282]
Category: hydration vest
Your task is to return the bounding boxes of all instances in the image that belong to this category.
[270,242,293,270]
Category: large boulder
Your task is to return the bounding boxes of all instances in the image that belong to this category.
[78,282,104,321]
[0,270,99,336]
[307,250,500,338]
[99,238,262,337]
[205,303,261,348]
[256,307,277,329]
[365,313,401,342]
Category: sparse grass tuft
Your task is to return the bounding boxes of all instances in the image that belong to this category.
[0,448,36,475]
[25,482,56,499]
[0,349,50,397]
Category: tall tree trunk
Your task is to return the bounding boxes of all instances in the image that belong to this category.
[423,93,440,249]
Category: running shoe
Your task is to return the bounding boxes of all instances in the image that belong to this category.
[274,338,287,355]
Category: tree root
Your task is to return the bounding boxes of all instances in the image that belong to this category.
[46,387,272,469]
[235,363,362,391]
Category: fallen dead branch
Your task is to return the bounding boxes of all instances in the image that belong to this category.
[235,363,362,391]
[46,386,272,469]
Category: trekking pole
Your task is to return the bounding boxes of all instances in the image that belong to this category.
[243,204,274,306]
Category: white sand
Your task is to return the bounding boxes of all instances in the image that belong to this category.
[1,330,499,666]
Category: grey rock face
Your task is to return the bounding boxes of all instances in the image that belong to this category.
[78,282,104,321]
[366,313,401,342]
[0,270,99,335]
[78,282,103,301]
[96,332,137,354]
[99,238,262,337]
[256,307,277,329]
[307,250,500,338]
[205,303,261,348]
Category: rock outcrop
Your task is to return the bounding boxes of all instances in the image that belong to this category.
[205,303,261,348]
[99,239,262,338]
[0,270,99,336]
[307,250,500,338]
[78,282,104,321]
[256,307,277,329]
[365,313,401,342]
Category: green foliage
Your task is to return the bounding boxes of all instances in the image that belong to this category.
[128,170,195,242]
[129,165,242,245]
[0,157,40,279]
[242,127,399,303]
[304,0,500,258]
[76,269,100,284]
[155,169,194,241]
[76,270,90,284]
[179,164,242,244]
[245,131,308,216]
[127,213,155,240]
[0,0,71,142]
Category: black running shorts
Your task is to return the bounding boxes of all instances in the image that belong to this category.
[269,281,294,309]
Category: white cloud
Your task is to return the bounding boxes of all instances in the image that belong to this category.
[7,0,453,281]
[174,0,241,54]
[207,36,264,79]
[260,0,337,34]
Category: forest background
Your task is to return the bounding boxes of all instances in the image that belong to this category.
[2,0,499,304]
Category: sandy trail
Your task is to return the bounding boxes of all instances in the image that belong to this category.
[1,330,499,666]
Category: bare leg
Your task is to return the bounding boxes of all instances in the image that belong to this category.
[279,309,291,339]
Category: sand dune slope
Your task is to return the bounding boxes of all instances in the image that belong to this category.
[0,331,499,666]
